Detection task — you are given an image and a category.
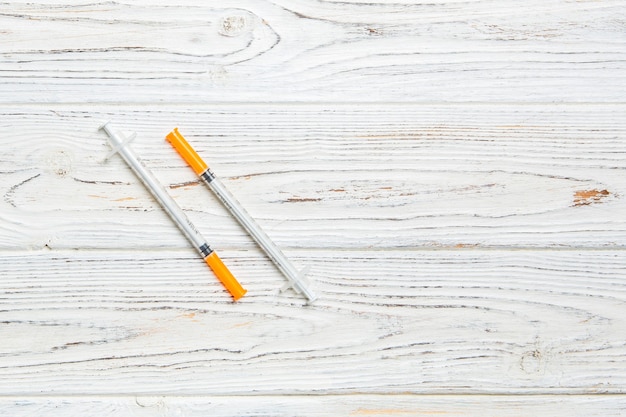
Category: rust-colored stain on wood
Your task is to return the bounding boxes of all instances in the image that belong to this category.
[454,243,479,249]
[573,189,610,207]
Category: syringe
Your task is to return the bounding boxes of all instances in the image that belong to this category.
[166,128,317,302]
[99,122,247,301]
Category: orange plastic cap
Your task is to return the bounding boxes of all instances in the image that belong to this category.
[205,251,247,301]
[166,128,208,175]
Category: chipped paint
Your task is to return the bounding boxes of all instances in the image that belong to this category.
[573,189,610,207]
[454,243,479,249]
[286,197,322,203]
[169,180,200,189]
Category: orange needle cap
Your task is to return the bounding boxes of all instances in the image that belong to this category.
[166,128,208,175]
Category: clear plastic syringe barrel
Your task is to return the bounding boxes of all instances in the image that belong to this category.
[101,123,207,252]
[101,123,247,301]
[166,128,314,302]
[201,171,316,302]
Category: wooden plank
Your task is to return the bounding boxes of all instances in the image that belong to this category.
[0,395,625,417]
[1,249,624,395]
[1,0,625,103]
[1,104,625,250]
[2,0,624,410]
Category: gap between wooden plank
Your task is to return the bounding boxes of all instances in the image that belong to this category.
[4,101,626,107]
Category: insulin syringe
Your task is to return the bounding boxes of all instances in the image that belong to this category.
[99,122,247,301]
[166,128,317,302]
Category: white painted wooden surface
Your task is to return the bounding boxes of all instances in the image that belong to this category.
[1,0,626,415]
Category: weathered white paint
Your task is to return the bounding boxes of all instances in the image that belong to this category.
[0,249,625,395]
[1,0,625,414]
[1,104,625,250]
[0,1,625,103]
[0,395,625,417]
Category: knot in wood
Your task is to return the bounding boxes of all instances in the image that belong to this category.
[219,13,251,37]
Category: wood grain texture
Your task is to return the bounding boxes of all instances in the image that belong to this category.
[1,395,625,417]
[1,249,625,395]
[2,0,626,412]
[0,0,625,103]
[1,104,625,250]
